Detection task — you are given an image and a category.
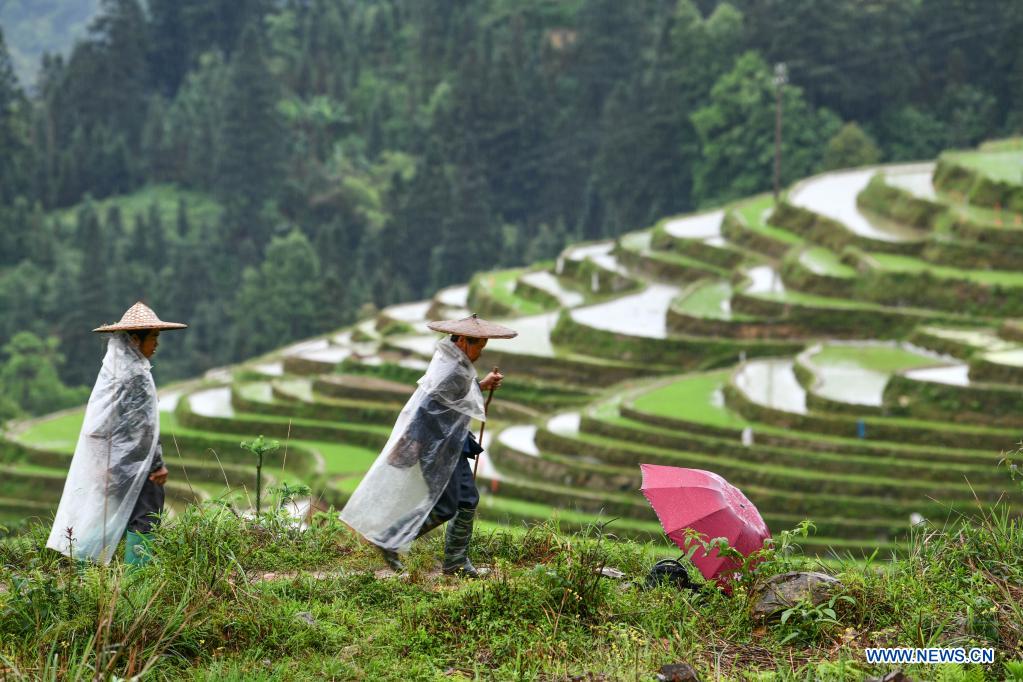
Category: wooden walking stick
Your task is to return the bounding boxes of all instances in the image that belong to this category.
[473,366,500,479]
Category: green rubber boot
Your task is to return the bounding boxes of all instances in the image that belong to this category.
[442,507,481,577]
[124,531,153,567]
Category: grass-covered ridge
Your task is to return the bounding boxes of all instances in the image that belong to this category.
[1,494,1022,680]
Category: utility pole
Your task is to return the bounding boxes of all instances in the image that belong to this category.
[773,62,788,203]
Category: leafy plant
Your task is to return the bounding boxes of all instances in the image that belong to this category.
[272,481,312,512]
[1005,660,1023,682]
[776,593,856,645]
[239,435,280,515]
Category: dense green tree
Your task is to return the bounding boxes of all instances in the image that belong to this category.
[0,332,88,418]
[691,52,840,206]
[383,140,451,297]
[588,2,747,237]
[736,0,918,122]
[430,159,493,291]
[216,22,287,250]
[873,106,949,161]
[164,52,229,189]
[572,0,649,118]
[233,230,326,359]
[147,0,190,95]
[89,0,149,147]
[0,26,29,204]
[823,122,882,170]
[941,85,997,149]
[591,82,654,235]
[182,0,274,61]
[0,261,48,346]
[61,202,114,385]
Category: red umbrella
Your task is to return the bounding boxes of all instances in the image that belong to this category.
[640,464,770,587]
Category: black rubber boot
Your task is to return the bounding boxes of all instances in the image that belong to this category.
[442,507,480,577]
[376,544,405,572]
[415,510,447,539]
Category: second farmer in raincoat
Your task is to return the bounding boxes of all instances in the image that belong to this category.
[341,314,516,576]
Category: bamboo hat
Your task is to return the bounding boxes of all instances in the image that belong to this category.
[93,302,188,333]
[427,313,518,339]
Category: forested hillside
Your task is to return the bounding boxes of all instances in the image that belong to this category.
[1,0,1021,420]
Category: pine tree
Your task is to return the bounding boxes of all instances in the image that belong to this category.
[384,139,451,297]
[147,0,190,95]
[216,22,287,250]
[166,52,229,189]
[430,154,493,291]
[89,0,151,149]
[573,0,649,118]
[0,26,25,204]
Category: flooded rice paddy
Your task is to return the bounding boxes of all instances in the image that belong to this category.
[789,167,926,243]
[570,284,680,338]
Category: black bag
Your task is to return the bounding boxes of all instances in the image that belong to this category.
[644,558,694,591]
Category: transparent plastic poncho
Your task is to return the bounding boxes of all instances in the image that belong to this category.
[46,333,160,563]
[341,338,485,551]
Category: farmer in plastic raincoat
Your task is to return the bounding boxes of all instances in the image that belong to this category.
[341,314,517,576]
[46,302,186,565]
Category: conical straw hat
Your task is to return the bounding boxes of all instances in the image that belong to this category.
[427,313,517,339]
[93,302,188,333]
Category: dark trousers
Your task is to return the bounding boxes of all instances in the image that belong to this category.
[126,478,165,534]
[430,455,479,522]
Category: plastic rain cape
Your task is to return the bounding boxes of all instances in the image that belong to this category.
[340,338,484,551]
[46,333,160,563]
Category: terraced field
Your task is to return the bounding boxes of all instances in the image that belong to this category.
[4,140,1022,559]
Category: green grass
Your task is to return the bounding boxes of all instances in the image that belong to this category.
[12,410,85,452]
[11,405,377,481]
[629,371,748,429]
[6,501,1019,679]
[15,402,188,453]
[946,149,1023,184]
[799,247,857,278]
[917,326,1014,352]
[868,251,1023,286]
[735,194,804,245]
[753,288,879,310]
[475,268,548,315]
[636,248,729,275]
[943,191,1023,225]
[51,183,222,230]
[672,281,735,319]
[302,440,377,475]
[979,137,1023,153]
[556,429,1002,499]
[620,380,1012,462]
[808,344,939,373]
[479,494,666,537]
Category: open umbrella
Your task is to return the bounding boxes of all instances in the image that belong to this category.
[640,464,770,586]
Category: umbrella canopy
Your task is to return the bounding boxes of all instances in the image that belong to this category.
[640,464,770,586]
